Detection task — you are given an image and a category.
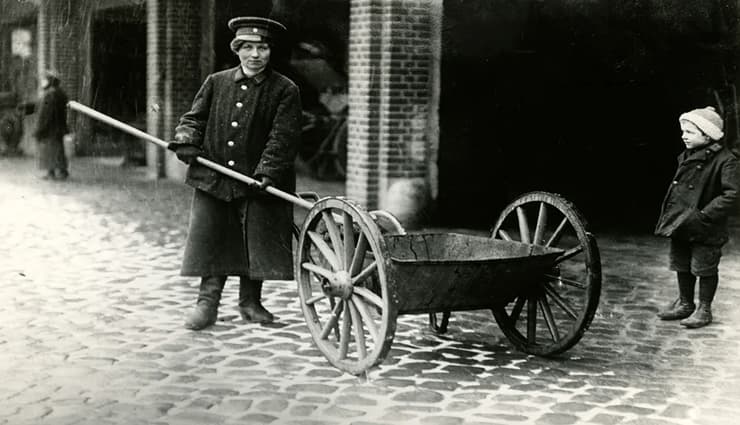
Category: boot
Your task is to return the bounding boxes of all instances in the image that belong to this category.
[657,298,695,320]
[184,276,226,330]
[680,302,712,328]
[657,272,695,320]
[680,275,717,329]
[55,169,69,181]
[238,278,274,324]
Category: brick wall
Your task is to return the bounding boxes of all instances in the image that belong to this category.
[36,2,48,93]
[146,0,204,179]
[146,0,166,177]
[41,0,93,153]
[347,0,439,224]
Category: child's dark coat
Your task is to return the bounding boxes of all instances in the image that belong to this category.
[655,142,739,245]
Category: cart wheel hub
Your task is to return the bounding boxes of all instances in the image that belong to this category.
[321,270,354,299]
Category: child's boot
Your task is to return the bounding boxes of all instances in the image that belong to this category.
[657,272,695,320]
[681,275,717,329]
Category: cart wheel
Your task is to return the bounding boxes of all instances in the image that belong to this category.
[428,311,451,334]
[490,191,601,356]
[296,197,398,374]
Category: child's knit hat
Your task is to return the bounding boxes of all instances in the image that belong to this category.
[679,106,724,140]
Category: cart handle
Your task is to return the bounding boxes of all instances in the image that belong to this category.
[67,101,314,210]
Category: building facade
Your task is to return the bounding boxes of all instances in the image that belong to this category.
[2,0,737,229]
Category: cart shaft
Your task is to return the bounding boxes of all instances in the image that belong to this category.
[67,101,314,210]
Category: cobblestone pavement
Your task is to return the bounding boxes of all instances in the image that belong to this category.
[1,155,739,425]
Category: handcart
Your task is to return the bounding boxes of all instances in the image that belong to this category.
[69,102,602,375]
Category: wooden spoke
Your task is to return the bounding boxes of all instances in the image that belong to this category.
[353,297,379,341]
[320,299,344,340]
[338,304,352,359]
[348,301,367,358]
[305,293,326,306]
[322,211,345,268]
[354,286,383,310]
[509,295,527,324]
[302,262,334,280]
[527,296,537,344]
[343,212,355,270]
[533,202,548,245]
[544,273,587,290]
[543,282,578,320]
[329,297,341,340]
[545,217,569,247]
[349,233,369,275]
[555,246,584,264]
[498,229,512,241]
[516,206,531,244]
[538,296,561,342]
[308,230,341,271]
[352,261,378,285]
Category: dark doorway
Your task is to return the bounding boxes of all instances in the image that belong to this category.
[87,4,146,162]
[437,0,737,231]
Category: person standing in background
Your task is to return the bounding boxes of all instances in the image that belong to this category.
[35,70,69,180]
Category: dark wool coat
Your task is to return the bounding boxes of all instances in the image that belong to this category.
[655,142,739,245]
[173,66,302,278]
[35,85,69,171]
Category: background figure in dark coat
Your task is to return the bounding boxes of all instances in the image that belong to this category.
[655,106,738,329]
[169,17,302,330]
[35,70,69,180]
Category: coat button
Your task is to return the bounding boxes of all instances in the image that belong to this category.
[231,121,238,127]
[227,160,235,166]
[227,141,234,147]
[236,102,243,108]
[241,85,247,90]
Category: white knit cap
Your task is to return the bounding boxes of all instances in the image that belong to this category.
[679,106,724,140]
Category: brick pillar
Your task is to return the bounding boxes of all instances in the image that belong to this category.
[147,0,204,179]
[36,2,48,93]
[347,0,440,227]
[46,0,92,154]
[147,0,166,178]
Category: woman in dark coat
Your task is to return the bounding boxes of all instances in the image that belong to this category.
[169,17,302,330]
[35,70,69,180]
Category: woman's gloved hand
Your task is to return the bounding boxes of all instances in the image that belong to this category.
[256,175,274,190]
[169,144,203,165]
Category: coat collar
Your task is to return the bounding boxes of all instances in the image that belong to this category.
[680,142,723,163]
[232,65,270,85]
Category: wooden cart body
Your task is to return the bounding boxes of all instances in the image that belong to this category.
[386,233,562,314]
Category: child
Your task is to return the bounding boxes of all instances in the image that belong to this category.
[655,106,738,328]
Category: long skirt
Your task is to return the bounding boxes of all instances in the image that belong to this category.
[37,136,67,171]
[180,189,294,280]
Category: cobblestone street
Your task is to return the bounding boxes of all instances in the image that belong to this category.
[1,155,739,425]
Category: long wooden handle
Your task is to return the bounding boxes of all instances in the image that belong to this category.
[67,101,314,210]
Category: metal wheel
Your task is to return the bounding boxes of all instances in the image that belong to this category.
[491,191,601,356]
[296,197,398,374]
